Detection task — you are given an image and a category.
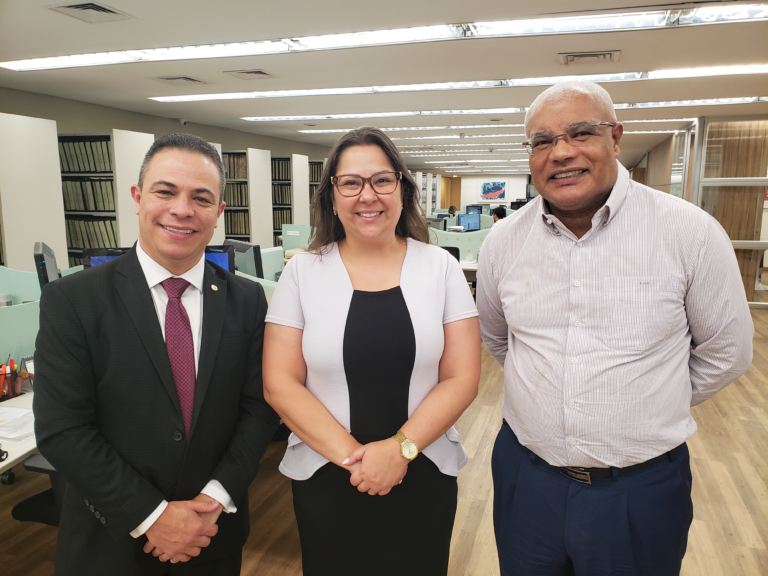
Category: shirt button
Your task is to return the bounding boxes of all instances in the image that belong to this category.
[571,357,578,364]
[84,499,90,507]
[172,431,183,442]
[576,243,582,248]
[100,517,107,525]
[574,320,581,327]
[573,280,581,287]
[95,511,101,519]
[89,505,95,512]
[568,399,575,406]
[570,438,578,446]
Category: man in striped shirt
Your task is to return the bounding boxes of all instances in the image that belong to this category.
[477,81,753,575]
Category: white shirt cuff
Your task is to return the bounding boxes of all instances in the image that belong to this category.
[130,500,168,538]
[201,480,236,513]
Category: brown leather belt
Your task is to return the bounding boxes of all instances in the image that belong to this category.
[558,448,679,484]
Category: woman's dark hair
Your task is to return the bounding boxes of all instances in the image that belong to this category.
[448,205,457,215]
[307,127,428,253]
[493,206,507,219]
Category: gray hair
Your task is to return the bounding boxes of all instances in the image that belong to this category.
[138,133,225,204]
[524,81,617,137]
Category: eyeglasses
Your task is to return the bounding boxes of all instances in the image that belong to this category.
[522,122,616,155]
[331,171,402,197]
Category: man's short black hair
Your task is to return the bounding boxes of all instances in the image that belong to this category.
[493,206,507,219]
[138,133,225,204]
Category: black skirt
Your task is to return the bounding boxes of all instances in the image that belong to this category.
[292,456,458,576]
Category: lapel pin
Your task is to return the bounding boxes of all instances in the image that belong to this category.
[211,285,218,292]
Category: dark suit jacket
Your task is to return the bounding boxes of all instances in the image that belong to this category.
[33,246,278,575]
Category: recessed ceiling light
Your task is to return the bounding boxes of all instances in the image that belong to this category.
[5,5,765,71]
[151,66,768,103]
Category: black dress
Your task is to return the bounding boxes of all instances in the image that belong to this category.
[292,287,458,576]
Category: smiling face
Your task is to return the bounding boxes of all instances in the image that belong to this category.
[131,148,225,275]
[332,144,402,245]
[527,94,623,217]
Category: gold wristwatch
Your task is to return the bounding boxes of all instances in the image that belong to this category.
[392,430,419,461]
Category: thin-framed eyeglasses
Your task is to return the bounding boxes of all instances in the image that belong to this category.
[331,171,402,197]
[522,122,617,155]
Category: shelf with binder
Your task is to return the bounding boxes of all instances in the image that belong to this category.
[271,157,292,242]
[58,135,118,259]
[222,151,251,240]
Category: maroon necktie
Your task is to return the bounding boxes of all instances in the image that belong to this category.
[161,278,196,440]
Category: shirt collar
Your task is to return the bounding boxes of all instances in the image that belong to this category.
[539,159,629,232]
[136,241,206,293]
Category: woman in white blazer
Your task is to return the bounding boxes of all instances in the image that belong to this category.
[263,127,481,576]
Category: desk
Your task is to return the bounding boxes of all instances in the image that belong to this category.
[461,261,477,285]
[0,392,37,477]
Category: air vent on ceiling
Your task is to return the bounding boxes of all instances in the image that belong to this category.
[559,50,621,65]
[225,69,277,80]
[153,76,209,86]
[50,3,134,23]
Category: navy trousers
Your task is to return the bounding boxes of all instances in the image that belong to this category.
[492,423,693,575]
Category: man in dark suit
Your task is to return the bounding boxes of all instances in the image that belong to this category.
[34,133,278,575]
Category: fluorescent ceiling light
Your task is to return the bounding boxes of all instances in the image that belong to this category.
[243,107,526,121]
[153,66,767,103]
[243,112,420,121]
[615,96,768,109]
[391,134,525,140]
[425,159,529,163]
[398,143,523,147]
[6,5,766,71]
[298,123,526,134]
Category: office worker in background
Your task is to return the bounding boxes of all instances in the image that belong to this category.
[448,204,458,216]
[477,82,753,575]
[34,134,278,575]
[263,127,481,576]
[492,206,507,225]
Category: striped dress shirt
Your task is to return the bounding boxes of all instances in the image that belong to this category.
[477,162,754,468]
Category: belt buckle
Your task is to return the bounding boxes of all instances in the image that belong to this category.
[560,467,591,484]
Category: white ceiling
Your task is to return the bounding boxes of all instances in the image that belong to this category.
[1,0,766,174]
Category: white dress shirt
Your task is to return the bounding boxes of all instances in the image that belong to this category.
[130,242,235,538]
[477,161,753,468]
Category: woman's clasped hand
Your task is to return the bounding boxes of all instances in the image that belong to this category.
[343,438,408,496]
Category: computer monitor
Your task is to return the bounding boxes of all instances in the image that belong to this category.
[457,213,481,232]
[204,245,235,272]
[223,239,264,278]
[527,184,540,199]
[426,217,447,232]
[510,200,528,211]
[33,242,61,290]
[466,205,483,215]
[83,247,130,269]
[83,246,236,273]
[436,213,451,220]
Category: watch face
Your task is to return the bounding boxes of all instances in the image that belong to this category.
[402,440,418,460]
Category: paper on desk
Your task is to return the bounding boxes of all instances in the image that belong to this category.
[0,406,35,441]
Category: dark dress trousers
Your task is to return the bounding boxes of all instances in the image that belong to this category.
[33,246,278,576]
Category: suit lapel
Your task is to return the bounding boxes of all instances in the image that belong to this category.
[115,247,181,416]
[191,263,227,435]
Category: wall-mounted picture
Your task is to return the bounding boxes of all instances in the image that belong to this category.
[481,181,506,200]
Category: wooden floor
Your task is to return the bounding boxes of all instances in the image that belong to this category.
[1,311,767,575]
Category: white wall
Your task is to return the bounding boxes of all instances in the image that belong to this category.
[460,175,528,208]
[112,129,155,247]
[292,154,310,226]
[0,112,67,271]
[247,149,274,248]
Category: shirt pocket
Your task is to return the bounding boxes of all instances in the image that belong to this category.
[600,276,681,352]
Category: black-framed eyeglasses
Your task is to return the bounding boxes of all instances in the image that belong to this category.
[331,171,402,197]
[522,122,616,155]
